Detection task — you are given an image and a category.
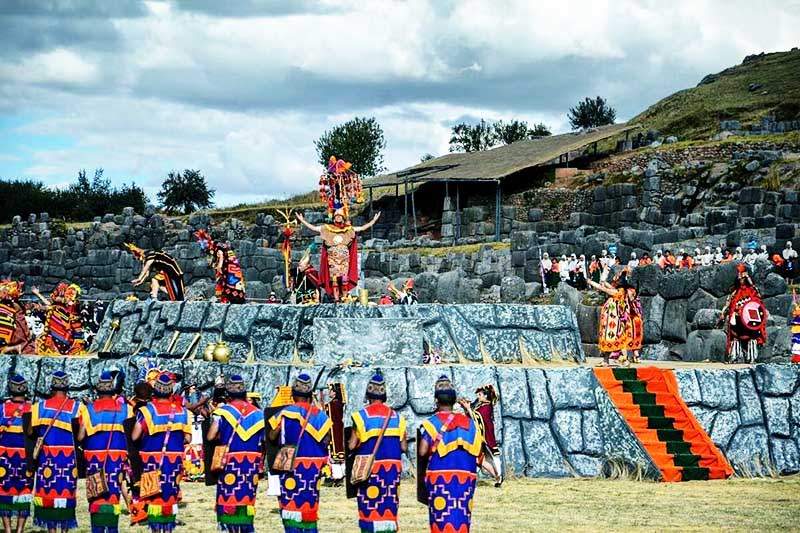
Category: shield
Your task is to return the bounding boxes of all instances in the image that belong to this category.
[740,300,765,330]
[416,426,428,505]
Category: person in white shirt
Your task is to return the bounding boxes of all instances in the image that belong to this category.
[699,246,713,267]
[783,241,797,280]
[713,247,724,264]
[627,252,639,269]
[744,248,758,268]
[599,251,611,282]
[757,244,769,262]
[559,255,571,282]
[733,246,743,261]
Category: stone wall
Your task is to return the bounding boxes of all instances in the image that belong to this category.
[91,302,586,364]
[2,353,797,478]
[675,365,800,475]
[566,262,793,362]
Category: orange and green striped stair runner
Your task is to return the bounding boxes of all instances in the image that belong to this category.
[594,367,734,482]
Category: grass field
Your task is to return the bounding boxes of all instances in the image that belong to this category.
[56,475,800,532]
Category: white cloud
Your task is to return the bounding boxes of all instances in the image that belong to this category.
[1,0,799,207]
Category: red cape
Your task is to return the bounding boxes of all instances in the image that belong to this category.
[319,233,359,296]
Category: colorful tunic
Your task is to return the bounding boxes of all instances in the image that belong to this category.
[81,397,133,533]
[137,400,191,532]
[351,403,406,533]
[625,288,644,351]
[268,402,332,533]
[216,244,246,304]
[319,224,359,295]
[420,412,482,533]
[597,288,631,353]
[212,401,265,533]
[0,400,32,517]
[724,283,768,352]
[146,251,185,301]
[0,302,34,354]
[37,303,85,355]
[32,397,86,531]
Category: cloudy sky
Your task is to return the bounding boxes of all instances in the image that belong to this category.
[0,0,798,207]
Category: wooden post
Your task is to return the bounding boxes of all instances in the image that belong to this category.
[369,186,374,240]
[495,181,501,242]
[411,180,418,239]
[455,184,461,244]
[403,177,409,239]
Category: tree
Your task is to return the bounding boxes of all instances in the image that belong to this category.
[449,119,497,152]
[314,117,387,176]
[157,169,215,214]
[568,96,617,130]
[420,153,435,162]
[529,122,552,138]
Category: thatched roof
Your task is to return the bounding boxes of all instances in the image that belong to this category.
[366,123,637,187]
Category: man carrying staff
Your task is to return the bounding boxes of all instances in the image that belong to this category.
[205,375,265,533]
[347,374,406,533]
[0,375,33,533]
[125,244,185,301]
[77,371,133,533]
[268,374,332,533]
[418,375,482,533]
[295,209,381,302]
[29,371,87,533]
[131,373,191,533]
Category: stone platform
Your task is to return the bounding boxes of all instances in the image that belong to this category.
[3,353,798,479]
[90,302,585,364]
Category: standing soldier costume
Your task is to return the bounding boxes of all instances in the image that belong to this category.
[459,384,503,487]
[77,371,133,533]
[0,375,33,533]
[268,374,332,533]
[206,375,266,533]
[418,376,482,533]
[30,371,87,532]
[324,383,346,485]
[131,373,191,532]
[347,374,407,533]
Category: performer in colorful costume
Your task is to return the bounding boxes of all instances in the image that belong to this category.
[30,371,87,532]
[418,375,482,533]
[293,248,321,305]
[131,373,191,532]
[348,374,407,533]
[459,384,503,487]
[587,271,635,366]
[194,230,246,304]
[125,244,185,301]
[622,271,644,364]
[32,283,85,355]
[77,371,133,533]
[324,383,346,485]
[296,209,381,302]
[206,375,265,533]
[268,374,332,533]
[792,292,800,364]
[719,264,768,363]
[0,280,34,355]
[0,375,33,533]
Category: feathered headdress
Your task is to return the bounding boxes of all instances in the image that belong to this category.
[124,242,145,260]
[194,229,216,254]
[0,280,23,301]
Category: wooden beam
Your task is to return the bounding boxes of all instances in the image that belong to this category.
[495,181,501,242]
[455,185,461,244]
[369,186,374,240]
[403,177,409,239]
[411,180,418,239]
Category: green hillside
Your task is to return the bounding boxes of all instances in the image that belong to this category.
[632,49,800,140]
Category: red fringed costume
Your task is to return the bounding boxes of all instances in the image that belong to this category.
[318,223,359,297]
[721,265,767,363]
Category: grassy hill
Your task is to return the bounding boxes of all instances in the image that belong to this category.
[631,49,800,140]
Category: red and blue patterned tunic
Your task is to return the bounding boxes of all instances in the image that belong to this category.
[268,402,331,533]
[212,400,265,533]
[351,403,406,533]
[0,399,32,517]
[32,397,86,531]
[420,412,482,533]
[137,399,191,532]
[81,397,133,533]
